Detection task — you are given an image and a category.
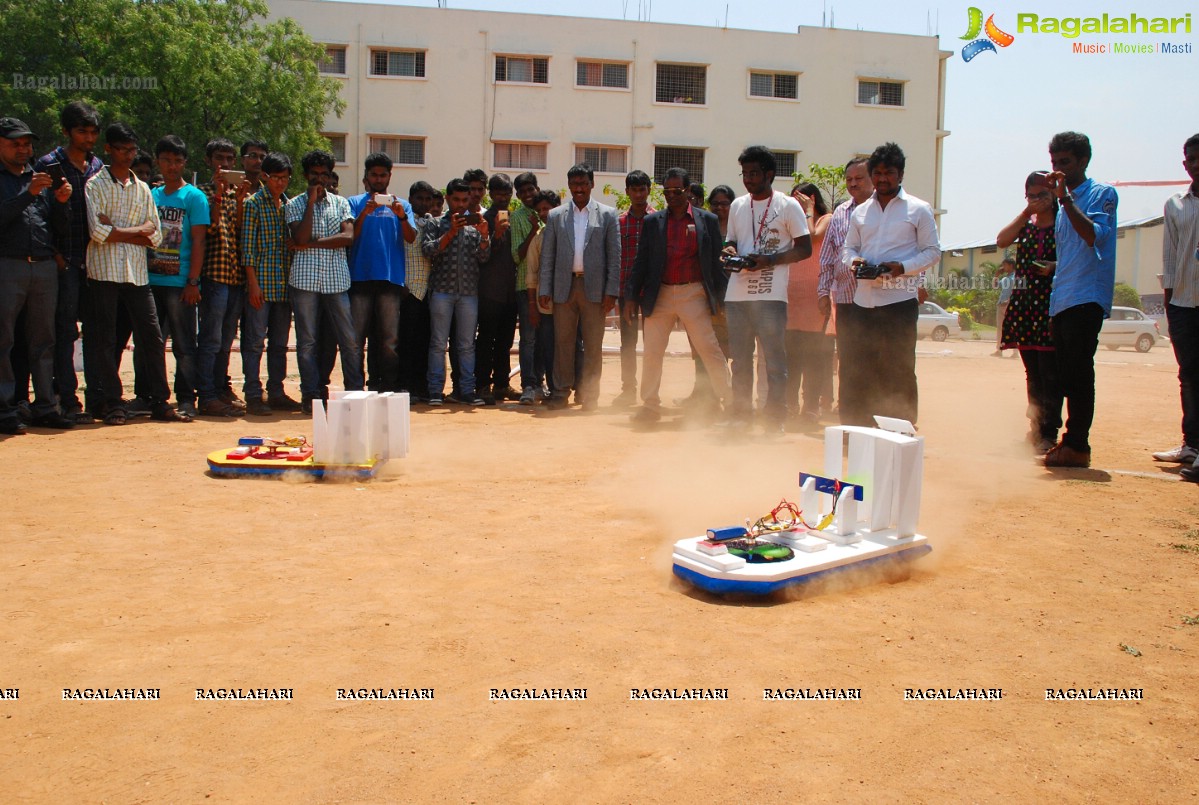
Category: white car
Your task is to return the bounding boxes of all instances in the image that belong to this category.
[917,302,960,342]
[1101,306,1160,353]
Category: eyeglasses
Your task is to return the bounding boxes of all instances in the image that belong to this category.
[663,187,686,195]
[109,144,139,154]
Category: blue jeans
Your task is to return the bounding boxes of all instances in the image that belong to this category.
[349,280,403,392]
[515,293,538,390]
[196,280,244,403]
[151,285,198,406]
[241,299,292,400]
[427,292,478,396]
[1168,303,1199,448]
[291,287,363,398]
[725,300,787,421]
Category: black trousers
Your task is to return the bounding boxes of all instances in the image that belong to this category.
[475,296,517,392]
[836,298,918,427]
[86,280,170,412]
[1051,302,1104,452]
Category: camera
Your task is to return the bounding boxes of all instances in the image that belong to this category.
[722,254,756,271]
[853,263,890,280]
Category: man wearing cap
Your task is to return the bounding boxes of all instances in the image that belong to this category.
[0,117,75,434]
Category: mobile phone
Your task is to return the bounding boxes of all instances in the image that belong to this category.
[497,210,509,225]
[44,161,67,189]
[464,211,482,225]
[1031,260,1054,270]
[373,194,395,206]
[220,170,247,184]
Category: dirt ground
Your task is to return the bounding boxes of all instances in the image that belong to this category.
[2,332,1196,803]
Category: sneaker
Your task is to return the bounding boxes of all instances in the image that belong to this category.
[519,387,537,406]
[125,397,152,417]
[631,407,661,424]
[31,411,75,429]
[268,394,303,412]
[1181,460,1199,483]
[1042,442,1091,468]
[481,392,497,406]
[468,392,486,406]
[494,385,520,402]
[612,389,638,408]
[427,394,444,407]
[15,400,32,424]
[1152,444,1198,463]
[445,392,468,405]
[246,398,272,416]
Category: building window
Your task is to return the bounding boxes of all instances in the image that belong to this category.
[857,79,904,107]
[771,150,797,178]
[494,142,547,171]
[749,71,798,100]
[323,133,347,164]
[318,45,347,76]
[370,49,426,78]
[981,244,998,254]
[574,145,628,174]
[576,61,629,89]
[495,56,549,84]
[369,136,425,166]
[655,64,706,105]
[653,146,704,184]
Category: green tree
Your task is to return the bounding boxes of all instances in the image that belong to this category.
[1112,282,1142,310]
[0,0,344,186]
[791,162,847,210]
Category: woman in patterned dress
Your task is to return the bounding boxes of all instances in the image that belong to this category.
[996,171,1062,453]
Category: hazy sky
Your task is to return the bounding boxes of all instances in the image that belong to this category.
[329,0,1195,244]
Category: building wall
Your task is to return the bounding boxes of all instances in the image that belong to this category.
[268,0,949,209]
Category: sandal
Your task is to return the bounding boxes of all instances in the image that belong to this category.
[151,405,193,423]
[103,409,127,426]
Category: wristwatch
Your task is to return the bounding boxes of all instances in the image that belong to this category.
[187,277,200,287]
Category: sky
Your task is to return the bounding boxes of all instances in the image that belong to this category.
[331,0,1195,245]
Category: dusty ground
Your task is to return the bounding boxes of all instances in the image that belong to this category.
[1,332,1197,803]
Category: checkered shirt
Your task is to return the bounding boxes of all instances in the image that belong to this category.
[199,182,243,285]
[283,191,353,294]
[618,206,654,299]
[403,213,434,300]
[510,203,538,291]
[84,168,162,285]
[241,186,291,303]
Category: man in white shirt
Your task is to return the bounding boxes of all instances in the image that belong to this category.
[841,142,941,427]
[723,145,811,434]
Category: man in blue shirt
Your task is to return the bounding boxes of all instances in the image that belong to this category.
[1042,131,1118,468]
[347,152,415,392]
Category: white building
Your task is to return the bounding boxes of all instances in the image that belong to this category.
[268,0,950,211]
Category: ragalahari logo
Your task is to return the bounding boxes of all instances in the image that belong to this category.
[960,7,1015,61]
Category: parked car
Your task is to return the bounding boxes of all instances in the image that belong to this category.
[917,302,960,341]
[1101,306,1161,352]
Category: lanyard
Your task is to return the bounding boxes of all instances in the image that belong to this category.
[750,193,774,251]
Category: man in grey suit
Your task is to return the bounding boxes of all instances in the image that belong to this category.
[537,163,620,410]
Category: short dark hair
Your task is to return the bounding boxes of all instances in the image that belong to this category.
[409,180,435,197]
[446,178,472,196]
[535,189,561,207]
[131,150,153,170]
[488,173,513,193]
[154,135,187,159]
[300,149,336,174]
[1048,131,1091,162]
[205,138,237,159]
[663,166,690,187]
[794,182,829,217]
[738,145,776,176]
[261,152,293,175]
[364,151,393,172]
[625,169,651,189]
[463,168,488,186]
[329,171,340,186]
[240,138,269,156]
[61,101,100,131]
[567,163,594,183]
[867,142,906,174]
[845,157,869,173]
[430,188,444,201]
[513,172,538,191]
[707,184,735,204]
[1186,134,1199,154]
[105,122,138,146]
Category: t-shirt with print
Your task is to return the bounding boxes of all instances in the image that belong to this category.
[149,183,211,287]
[724,190,808,303]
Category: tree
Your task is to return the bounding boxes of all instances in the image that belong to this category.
[0,0,344,186]
[791,162,847,210]
[1113,282,1142,310]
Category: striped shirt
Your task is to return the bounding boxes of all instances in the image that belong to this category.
[509,203,537,291]
[84,168,162,285]
[200,182,243,285]
[403,213,434,300]
[241,186,291,303]
[817,198,859,305]
[283,191,353,294]
[1163,188,1199,309]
